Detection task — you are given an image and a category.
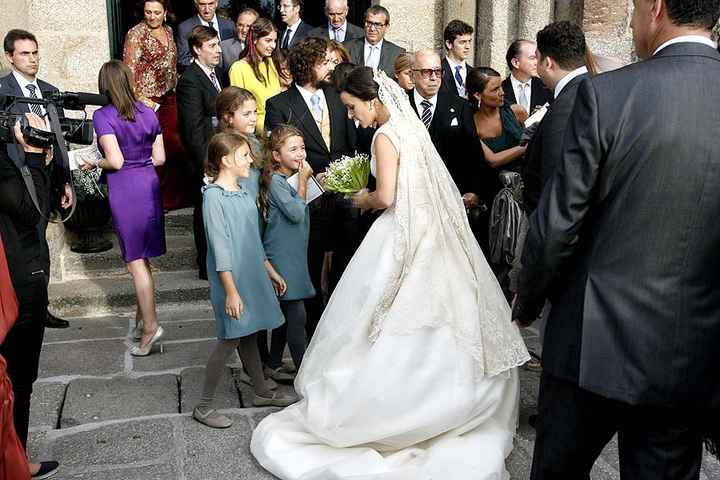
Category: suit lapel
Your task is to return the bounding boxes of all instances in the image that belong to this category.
[288,86,327,153]
[324,86,344,153]
[430,92,448,133]
[1,74,30,114]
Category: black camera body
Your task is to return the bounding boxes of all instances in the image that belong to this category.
[0,112,94,148]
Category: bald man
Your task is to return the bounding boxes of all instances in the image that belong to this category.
[308,0,364,43]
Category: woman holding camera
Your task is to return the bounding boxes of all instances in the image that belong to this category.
[91,60,166,357]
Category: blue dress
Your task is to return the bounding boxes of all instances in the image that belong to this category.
[263,173,315,301]
[202,182,284,339]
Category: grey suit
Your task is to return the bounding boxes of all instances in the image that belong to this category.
[307,22,364,43]
[344,38,406,77]
[176,15,236,69]
[514,42,720,479]
[220,37,244,73]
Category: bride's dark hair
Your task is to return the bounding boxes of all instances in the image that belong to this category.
[339,66,379,101]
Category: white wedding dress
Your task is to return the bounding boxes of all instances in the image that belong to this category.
[251,72,529,480]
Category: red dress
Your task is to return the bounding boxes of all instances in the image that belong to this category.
[124,22,191,211]
[0,236,30,480]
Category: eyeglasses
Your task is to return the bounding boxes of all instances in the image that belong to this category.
[412,68,442,79]
[364,21,387,30]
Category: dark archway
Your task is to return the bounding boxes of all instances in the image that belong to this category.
[107,0,372,59]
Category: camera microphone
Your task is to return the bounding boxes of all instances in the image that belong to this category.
[48,91,109,110]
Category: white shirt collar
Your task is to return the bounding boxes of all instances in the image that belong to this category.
[364,38,383,51]
[12,70,41,95]
[413,89,438,112]
[445,56,466,71]
[329,21,347,33]
[286,18,302,31]
[554,66,588,99]
[653,35,717,56]
[510,73,531,89]
[195,59,218,85]
[296,84,325,105]
[198,14,219,28]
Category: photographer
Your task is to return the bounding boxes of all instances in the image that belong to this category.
[0,114,58,478]
[1,28,73,330]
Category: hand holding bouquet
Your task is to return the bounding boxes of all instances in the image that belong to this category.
[323,154,371,195]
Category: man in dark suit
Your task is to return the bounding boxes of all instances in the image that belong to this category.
[220,7,259,73]
[344,5,405,77]
[265,37,357,339]
[501,39,552,114]
[1,29,73,331]
[308,0,364,43]
[176,26,226,280]
[278,0,314,51]
[441,19,474,98]
[177,0,236,70]
[513,1,720,478]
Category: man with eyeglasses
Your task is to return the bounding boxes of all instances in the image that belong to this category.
[344,5,405,77]
[308,0,364,43]
[177,0,237,71]
[278,0,314,52]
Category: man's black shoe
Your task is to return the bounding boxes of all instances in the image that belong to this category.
[45,312,69,329]
[32,460,59,478]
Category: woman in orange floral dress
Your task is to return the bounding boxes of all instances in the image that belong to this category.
[124,0,189,210]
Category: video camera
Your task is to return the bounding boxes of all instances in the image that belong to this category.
[0,91,108,148]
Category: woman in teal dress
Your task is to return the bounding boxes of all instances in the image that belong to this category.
[263,126,315,372]
[194,132,295,430]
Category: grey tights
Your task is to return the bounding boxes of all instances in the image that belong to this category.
[198,333,269,410]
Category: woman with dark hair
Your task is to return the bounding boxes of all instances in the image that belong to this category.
[91,60,166,357]
[228,18,288,135]
[251,66,528,480]
[123,0,188,211]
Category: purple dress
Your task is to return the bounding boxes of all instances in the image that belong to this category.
[93,102,166,262]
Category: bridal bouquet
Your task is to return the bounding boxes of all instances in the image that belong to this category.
[323,153,371,195]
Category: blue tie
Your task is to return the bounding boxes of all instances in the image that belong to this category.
[454,65,464,87]
[310,92,323,123]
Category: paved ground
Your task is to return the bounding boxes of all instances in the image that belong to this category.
[26,305,720,479]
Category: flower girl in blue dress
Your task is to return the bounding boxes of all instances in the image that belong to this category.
[194,132,296,429]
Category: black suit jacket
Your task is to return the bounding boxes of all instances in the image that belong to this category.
[440,58,472,98]
[279,21,314,50]
[176,62,226,178]
[514,43,720,408]
[501,76,551,113]
[307,22,364,43]
[344,38,406,78]
[522,73,589,213]
[176,16,236,69]
[407,89,479,193]
[264,84,357,173]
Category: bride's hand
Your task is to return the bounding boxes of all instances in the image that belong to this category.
[351,188,371,211]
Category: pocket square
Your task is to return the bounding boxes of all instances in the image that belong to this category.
[450,117,459,127]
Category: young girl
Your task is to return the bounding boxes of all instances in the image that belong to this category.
[194,132,295,429]
[263,125,315,374]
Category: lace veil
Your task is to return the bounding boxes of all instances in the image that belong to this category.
[368,71,529,377]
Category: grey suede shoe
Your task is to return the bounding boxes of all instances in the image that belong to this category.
[253,391,297,408]
[193,407,233,429]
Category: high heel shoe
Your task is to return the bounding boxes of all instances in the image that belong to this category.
[132,321,144,341]
[130,326,164,357]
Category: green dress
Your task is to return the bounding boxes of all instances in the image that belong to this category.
[263,173,315,301]
[202,182,284,339]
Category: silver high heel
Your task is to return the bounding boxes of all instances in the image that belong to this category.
[132,320,144,341]
[130,326,164,357]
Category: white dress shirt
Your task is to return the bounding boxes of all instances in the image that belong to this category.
[510,73,532,113]
[13,70,45,115]
[653,35,717,56]
[445,56,467,97]
[553,66,588,99]
[199,14,220,30]
[296,84,327,123]
[364,39,384,70]
[282,18,302,47]
[328,21,347,42]
[195,60,221,91]
[413,89,438,120]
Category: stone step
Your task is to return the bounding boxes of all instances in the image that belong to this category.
[165,207,194,235]
[49,270,209,318]
[61,234,196,280]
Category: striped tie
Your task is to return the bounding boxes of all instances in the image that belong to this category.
[25,84,44,117]
[421,99,432,129]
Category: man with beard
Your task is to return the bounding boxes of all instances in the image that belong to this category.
[264,36,357,343]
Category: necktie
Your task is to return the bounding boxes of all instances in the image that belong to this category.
[209,20,216,32]
[365,46,378,69]
[209,71,221,92]
[25,84,44,117]
[282,28,291,50]
[517,83,529,112]
[454,65,465,97]
[420,99,432,129]
[310,92,323,123]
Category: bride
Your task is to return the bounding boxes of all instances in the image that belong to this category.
[251,67,529,479]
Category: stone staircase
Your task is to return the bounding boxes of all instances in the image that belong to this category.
[49,208,209,318]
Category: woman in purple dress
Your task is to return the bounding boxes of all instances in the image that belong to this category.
[91,60,166,356]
